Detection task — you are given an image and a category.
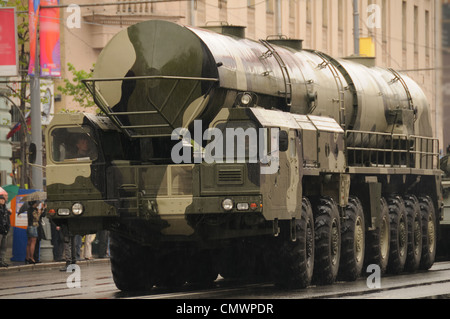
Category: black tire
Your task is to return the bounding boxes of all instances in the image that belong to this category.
[218,246,244,280]
[386,195,408,274]
[365,197,390,274]
[271,197,315,289]
[218,240,263,281]
[312,197,341,285]
[110,231,155,291]
[338,196,365,281]
[153,248,188,288]
[419,195,437,270]
[186,250,218,286]
[404,194,422,272]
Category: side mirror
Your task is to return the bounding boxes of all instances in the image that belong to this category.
[28,143,37,164]
[278,130,289,152]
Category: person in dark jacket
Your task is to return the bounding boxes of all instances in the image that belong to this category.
[0,195,12,267]
[59,224,77,271]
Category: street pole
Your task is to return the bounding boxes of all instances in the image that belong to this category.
[30,12,43,190]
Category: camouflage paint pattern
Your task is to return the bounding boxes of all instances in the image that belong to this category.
[46,20,440,243]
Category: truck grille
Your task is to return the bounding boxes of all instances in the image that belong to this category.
[217,169,243,185]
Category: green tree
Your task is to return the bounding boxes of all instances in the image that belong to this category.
[57,63,96,111]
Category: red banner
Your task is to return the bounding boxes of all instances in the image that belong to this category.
[0,8,18,76]
[28,0,40,75]
[28,0,61,77]
[40,0,61,77]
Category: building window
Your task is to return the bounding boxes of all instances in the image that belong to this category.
[266,0,274,13]
[322,0,328,28]
[382,0,387,43]
[425,9,430,57]
[289,0,295,19]
[306,0,312,24]
[414,5,418,54]
[247,0,255,39]
[218,0,227,9]
[402,1,407,51]
[219,0,227,21]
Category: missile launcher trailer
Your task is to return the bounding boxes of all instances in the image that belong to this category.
[45,20,441,290]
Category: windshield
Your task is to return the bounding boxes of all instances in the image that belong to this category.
[51,126,98,162]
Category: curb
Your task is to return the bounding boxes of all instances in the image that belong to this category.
[0,257,110,273]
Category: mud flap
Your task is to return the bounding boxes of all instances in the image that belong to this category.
[366,177,382,230]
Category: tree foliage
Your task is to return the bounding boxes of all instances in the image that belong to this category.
[57,63,96,110]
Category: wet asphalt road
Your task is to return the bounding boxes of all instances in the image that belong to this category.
[1,260,450,299]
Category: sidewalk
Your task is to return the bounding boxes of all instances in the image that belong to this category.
[1,229,110,272]
[0,257,110,273]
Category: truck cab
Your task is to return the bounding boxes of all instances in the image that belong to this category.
[46,113,124,234]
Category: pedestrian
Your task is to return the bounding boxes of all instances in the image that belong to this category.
[20,201,43,264]
[33,202,52,263]
[59,224,77,271]
[51,221,64,261]
[0,194,12,267]
[96,230,110,258]
[75,235,82,261]
[82,233,96,260]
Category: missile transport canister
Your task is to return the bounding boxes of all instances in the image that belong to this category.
[45,20,442,290]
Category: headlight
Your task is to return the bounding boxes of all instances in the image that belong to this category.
[222,198,233,211]
[241,93,252,106]
[72,203,84,215]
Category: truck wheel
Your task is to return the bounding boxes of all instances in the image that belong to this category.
[218,240,259,280]
[387,195,408,274]
[312,197,341,285]
[365,197,390,274]
[271,197,315,288]
[419,196,437,270]
[153,249,188,288]
[404,194,422,272]
[110,232,154,291]
[186,250,218,286]
[338,196,365,281]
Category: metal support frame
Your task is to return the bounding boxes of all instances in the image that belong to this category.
[83,75,218,138]
[346,130,439,170]
[259,39,293,108]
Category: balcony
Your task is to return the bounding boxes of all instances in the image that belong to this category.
[80,0,185,49]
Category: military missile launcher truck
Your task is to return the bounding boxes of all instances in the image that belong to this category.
[46,20,442,290]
